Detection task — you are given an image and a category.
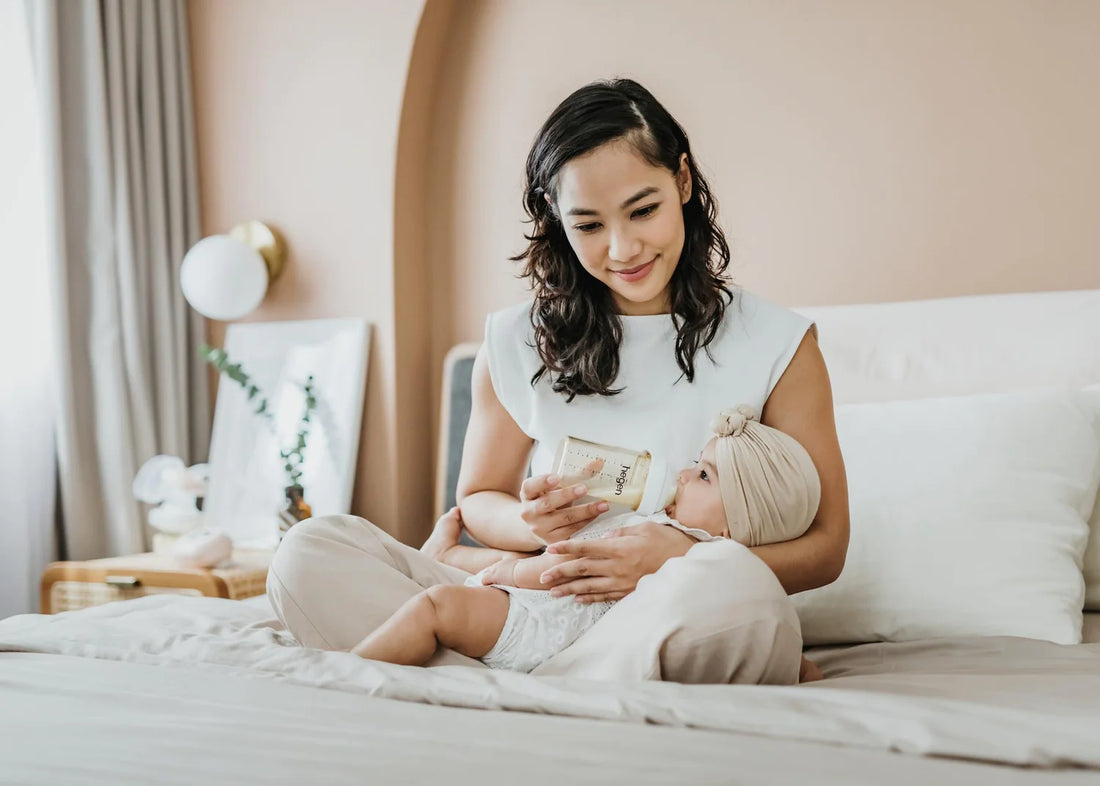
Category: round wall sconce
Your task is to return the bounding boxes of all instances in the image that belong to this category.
[180,221,286,321]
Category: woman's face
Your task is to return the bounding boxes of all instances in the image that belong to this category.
[553,140,691,316]
[664,437,728,538]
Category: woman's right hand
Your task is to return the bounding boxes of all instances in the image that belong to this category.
[519,473,609,545]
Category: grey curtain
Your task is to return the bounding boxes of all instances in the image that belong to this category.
[28,0,209,559]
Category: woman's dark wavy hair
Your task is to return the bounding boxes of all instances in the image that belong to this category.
[512,78,733,401]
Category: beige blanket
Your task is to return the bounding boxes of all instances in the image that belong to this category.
[2,596,1099,769]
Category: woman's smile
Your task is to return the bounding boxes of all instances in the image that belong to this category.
[612,256,657,283]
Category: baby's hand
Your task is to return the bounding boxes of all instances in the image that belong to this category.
[479,558,520,587]
[420,506,463,563]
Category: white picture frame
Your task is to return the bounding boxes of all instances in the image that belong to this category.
[203,318,370,548]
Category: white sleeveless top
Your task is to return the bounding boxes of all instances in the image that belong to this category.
[484,288,815,480]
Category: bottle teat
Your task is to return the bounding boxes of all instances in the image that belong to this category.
[637,455,677,516]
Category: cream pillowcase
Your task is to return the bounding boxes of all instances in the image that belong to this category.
[793,389,1100,646]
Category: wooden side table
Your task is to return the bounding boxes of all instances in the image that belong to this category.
[40,549,273,614]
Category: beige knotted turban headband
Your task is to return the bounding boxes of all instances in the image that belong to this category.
[711,405,821,547]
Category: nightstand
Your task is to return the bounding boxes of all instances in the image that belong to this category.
[40,549,273,614]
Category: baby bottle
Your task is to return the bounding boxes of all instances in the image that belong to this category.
[550,436,678,515]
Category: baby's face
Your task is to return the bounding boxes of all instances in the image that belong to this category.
[663,437,729,538]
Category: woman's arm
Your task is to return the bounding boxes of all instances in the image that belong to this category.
[452,349,534,549]
[755,330,849,594]
[456,347,607,551]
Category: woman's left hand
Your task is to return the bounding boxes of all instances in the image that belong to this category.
[539,521,694,603]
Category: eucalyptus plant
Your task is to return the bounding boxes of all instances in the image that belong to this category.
[199,343,317,488]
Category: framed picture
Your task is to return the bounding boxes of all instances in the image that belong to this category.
[203,318,370,547]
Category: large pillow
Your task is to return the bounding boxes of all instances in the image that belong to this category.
[793,389,1100,646]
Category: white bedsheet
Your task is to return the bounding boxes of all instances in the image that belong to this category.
[7,653,1098,786]
[2,596,1099,772]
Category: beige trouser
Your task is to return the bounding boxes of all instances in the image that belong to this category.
[266,514,802,684]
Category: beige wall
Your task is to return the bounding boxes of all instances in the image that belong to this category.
[190,0,1100,546]
[189,0,429,541]
[431,0,1100,347]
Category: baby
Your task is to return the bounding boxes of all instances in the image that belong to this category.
[351,405,823,681]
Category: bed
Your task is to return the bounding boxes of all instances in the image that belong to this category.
[3,289,1100,784]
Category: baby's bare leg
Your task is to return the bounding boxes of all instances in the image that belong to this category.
[350,585,510,666]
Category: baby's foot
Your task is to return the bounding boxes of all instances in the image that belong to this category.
[799,655,824,683]
[421,506,463,563]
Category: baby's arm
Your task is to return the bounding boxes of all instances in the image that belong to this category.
[422,506,536,573]
[440,543,536,575]
[479,552,574,590]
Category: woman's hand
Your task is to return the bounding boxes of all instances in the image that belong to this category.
[519,473,609,545]
[539,522,695,603]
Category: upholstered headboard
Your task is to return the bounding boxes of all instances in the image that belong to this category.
[435,342,480,519]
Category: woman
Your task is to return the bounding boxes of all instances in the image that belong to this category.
[267,79,848,684]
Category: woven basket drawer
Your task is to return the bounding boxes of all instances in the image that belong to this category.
[40,550,272,613]
[49,582,204,613]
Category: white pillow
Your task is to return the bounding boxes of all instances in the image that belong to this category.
[793,389,1100,646]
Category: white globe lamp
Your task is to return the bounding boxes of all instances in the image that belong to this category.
[180,221,286,320]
